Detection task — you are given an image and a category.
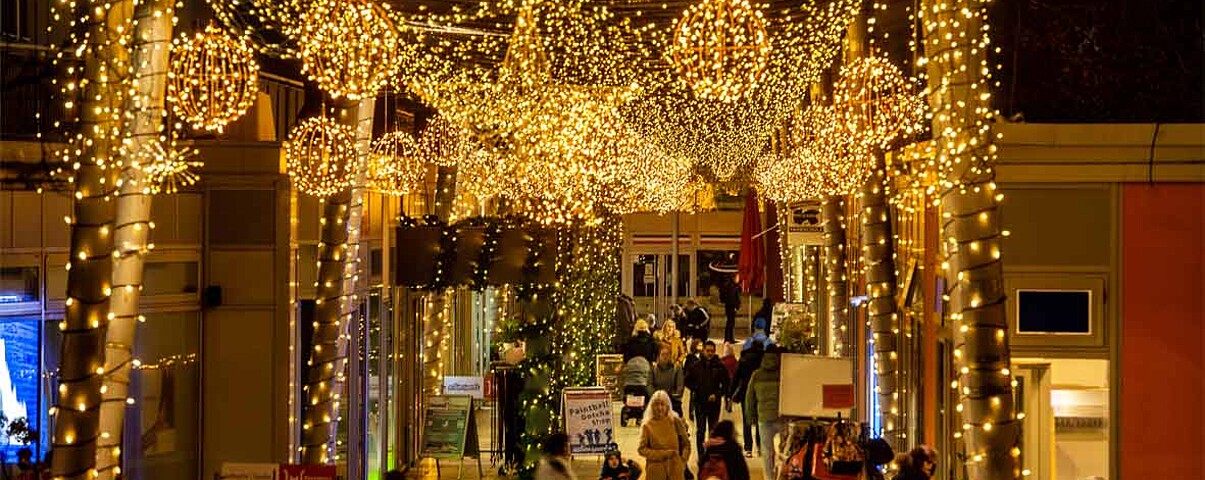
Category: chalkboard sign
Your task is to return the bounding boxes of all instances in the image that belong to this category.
[596,354,625,401]
[421,395,474,459]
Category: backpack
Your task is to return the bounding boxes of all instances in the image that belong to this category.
[699,452,729,480]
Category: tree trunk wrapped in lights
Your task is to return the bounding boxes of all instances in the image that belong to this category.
[53,2,130,479]
[858,159,901,446]
[923,0,1021,477]
[96,1,172,478]
[300,100,375,464]
[821,196,850,357]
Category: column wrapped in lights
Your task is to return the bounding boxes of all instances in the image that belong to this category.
[858,166,902,445]
[821,197,850,357]
[300,101,375,464]
[922,0,1021,477]
[52,1,130,478]
[97,0,174,478]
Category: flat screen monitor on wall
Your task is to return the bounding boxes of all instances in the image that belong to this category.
[1017,289,1092,335]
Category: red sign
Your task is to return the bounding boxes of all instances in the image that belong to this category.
[822,384,855,409]
[280,464,336,480]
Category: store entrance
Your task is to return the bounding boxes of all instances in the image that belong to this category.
[629,253,690,321]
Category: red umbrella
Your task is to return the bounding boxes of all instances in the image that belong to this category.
[738,188,765,294]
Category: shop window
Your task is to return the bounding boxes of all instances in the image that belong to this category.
[1017,290,1091,335]
[142,262,199,296]
[0,266,38,304]
[123,311,201,480]
[0,316,46,459]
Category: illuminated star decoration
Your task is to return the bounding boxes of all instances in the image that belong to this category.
[135,137,203,195]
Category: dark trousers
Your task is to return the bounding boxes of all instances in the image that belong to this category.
[724,305,738,341]
[742,417,759,453]
[692,399,722,462]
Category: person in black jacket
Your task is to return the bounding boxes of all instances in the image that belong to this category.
[729,341,764,457]
[624,319,660,365]
[719,278,742,343]
[685,340,730,459]
[698,420,750,480]
[683,300,711,341]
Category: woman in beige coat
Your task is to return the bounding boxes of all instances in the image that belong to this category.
[638,390,691,480]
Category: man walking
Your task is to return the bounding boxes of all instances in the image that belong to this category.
[745,345,783,480]
[685,340,730,459]
[682,299,711,342]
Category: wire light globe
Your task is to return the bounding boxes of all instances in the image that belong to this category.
[296,0,402,100]
[670,0,772,102]
[419,115,472,167]
[756,105,871,201]
[167,23,260,132]
[367,132,427,196]
[832,56,927,148]
[285,116,357,197]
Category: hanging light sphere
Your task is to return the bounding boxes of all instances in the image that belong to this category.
[670,0,772,102]
[419,115,473,167]
[296,0,402,100]
[285,116,357,197]
[832,56,927,148]
[167,23,260,132]
[756,105,871,202]
[367,132,428,196]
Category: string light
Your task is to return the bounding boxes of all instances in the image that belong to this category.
[296,0,403,100]
[366,131,427,196]
[285,116,358,197]
[669,0,771,102]
[166,22,260,132]
[418,114,473,167]
[756,105,871,202]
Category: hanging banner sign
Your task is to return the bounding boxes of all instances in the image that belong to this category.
[563,387,617,455]
[444,376,485,399]
[785,201,824,246]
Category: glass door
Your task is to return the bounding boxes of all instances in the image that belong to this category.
[630,254,690,323]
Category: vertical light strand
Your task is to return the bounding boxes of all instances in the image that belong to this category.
[96,0,173,478]
[53,1,130,479]
[922,0,1021,477]
[821,196,850,357]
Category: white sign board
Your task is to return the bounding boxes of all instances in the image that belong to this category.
[778,354,855,419]
[563,387,616,454]
[219,463,278,480]
[785,201,824,246]
[444,376,485,399]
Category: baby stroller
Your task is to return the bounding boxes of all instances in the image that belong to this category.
[621,385,650,426]
[620,356,652,426]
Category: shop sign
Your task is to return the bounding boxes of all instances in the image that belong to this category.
[786,201,824,246]
[596,354,625,400]
[563,387,617,455]
[219,463,277,480]
[280,465,336,480]
[444,376,485,399]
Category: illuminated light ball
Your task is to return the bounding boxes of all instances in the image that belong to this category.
[135,138,202,195]
[167,23,260,133]
[296,0,403,100]
[419,115,473,167]
[457,149,509,199]
[285,117,357,197]
[832,56,927,148]
[367,132,427,196]
[755,105,871,201]
[670,0,772,102]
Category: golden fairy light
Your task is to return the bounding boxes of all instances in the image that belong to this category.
[285,116,357,197]
[832,55,927,148]
[756,105,871,202]
[367,131,427,196]
[167,23,260,133]
[670,0,771,102]
[136,138,202,194]
[296,0,403,100]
